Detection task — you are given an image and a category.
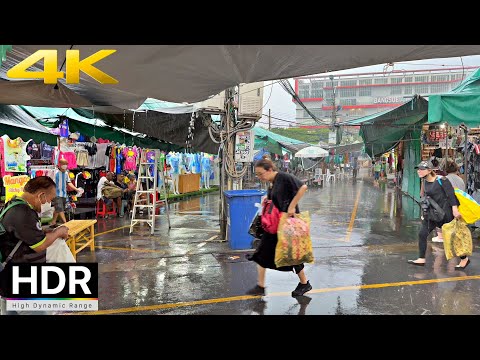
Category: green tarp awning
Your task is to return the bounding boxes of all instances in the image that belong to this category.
[253,127,308,155]
[345,95,428,157]
[428,68,480,127]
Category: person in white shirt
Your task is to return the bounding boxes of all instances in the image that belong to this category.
[97,172,122,216]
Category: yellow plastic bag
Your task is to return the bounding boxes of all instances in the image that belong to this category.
[442,218,473,261]
[455,189,480,224]
[275,211,314,267]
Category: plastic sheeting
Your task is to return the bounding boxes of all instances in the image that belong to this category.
[428,68,480,127]
[72,108,217,154]
[3,45,480,107]
[21,105,182,151]
[0,105,58,144]
[347,96,428,157]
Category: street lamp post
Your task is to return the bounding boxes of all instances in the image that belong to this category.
[330,75,337,128]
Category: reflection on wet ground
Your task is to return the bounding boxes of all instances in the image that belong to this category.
[74,173,480,315]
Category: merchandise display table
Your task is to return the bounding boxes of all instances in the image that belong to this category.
[63,219,97,260]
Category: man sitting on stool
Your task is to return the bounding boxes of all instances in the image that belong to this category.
[97,172,122,218]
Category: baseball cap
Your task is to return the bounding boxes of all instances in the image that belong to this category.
[415,160,433,170]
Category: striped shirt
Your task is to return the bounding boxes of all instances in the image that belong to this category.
[55,169,71,198]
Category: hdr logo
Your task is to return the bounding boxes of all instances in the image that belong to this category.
[7,49,118,85]
[3,263,98,312]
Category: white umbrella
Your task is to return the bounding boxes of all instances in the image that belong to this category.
[295,146,328,158]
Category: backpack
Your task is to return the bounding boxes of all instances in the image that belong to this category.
[0,200,26,272]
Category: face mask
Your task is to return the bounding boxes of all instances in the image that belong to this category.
[38,193,51,216]
[61,165,68,170]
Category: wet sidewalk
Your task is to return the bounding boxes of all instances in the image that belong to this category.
[75,174,480,315]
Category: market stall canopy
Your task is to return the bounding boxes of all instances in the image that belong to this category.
[344,95,428,157]
[20,105,183,151]
[254,127,309,155]
[428,68,480,127]
[295,145,328,158]
[70,107,218,154]
[0,104,58,144]
[2,45,480,107]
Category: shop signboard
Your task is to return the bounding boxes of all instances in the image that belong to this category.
[3,175,30,202]
[235,130,254,162]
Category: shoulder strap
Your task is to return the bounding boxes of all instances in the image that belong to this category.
[0,200,26,271]
[0,200,26,221]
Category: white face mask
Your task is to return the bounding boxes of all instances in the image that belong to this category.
[61,165,68,170]
[38,193,51,216]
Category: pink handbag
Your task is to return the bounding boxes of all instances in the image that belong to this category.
[261,199,281,234]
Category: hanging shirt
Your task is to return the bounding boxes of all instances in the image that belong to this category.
[170,156,180,174]
[58,151,77,169]
[122,147,138,171]
[201,157,211,172]
[116,147,124,174]
[26,140,41,159]
[55,169,72,198]
[40,141,54,161]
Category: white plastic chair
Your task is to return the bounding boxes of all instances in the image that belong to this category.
[326,169,335,183]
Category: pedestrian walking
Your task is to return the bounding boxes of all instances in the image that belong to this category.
[408,160,468,269]
[246,158,312,297]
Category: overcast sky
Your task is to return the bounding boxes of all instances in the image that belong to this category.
[256,55,480,129]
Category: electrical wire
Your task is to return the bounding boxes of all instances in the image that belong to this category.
[250,80,274,115]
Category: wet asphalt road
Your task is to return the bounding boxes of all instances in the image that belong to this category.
[74,172,480,315]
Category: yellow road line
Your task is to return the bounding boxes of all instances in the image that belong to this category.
[95,246,167,254]
[344,186,362,242]
[75,275,480,315]
[95,225,131,237]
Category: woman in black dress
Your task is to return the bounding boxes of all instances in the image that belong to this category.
[246,159,311,297]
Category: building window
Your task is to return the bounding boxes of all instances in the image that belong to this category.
[404,76,413,83]
[340,79,357,87]
[311,81,323,98]
[299,82,310,98]
[339,99,357,106]
[391,86,403,95]
[391,78,403,84]
[430,83,450,94]
[374,78,388,85]
[415,75,428,83]
[359,79,372,86]
[339,88,357,98]
[359,87,372,96]
[431,75,449,82]
[416,84,429,94]
[404,85,412,94]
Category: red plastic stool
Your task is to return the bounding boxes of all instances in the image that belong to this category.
[96,199,117,218]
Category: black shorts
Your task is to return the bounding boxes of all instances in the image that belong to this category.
[53,197,67,212]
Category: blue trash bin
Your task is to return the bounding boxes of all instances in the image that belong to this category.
[224,189,266,250]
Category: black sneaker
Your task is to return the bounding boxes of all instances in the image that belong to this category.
[246,285,265,296]
[292,281,312,297]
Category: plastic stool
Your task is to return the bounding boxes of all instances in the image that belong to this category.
[96,199,117,218]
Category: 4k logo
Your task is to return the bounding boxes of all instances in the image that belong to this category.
[7,49,118,84]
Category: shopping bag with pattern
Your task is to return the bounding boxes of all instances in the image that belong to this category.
[275,211,314,267]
